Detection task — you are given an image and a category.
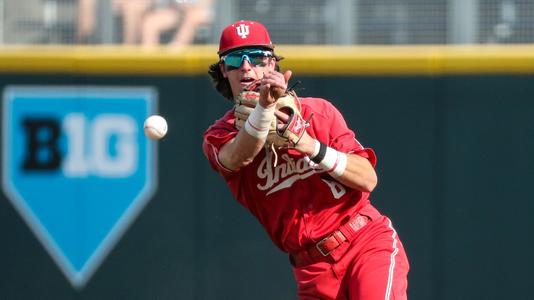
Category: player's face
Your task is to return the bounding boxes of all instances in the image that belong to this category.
[220,48,276,98]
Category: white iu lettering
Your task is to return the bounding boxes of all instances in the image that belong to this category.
[236,24,250,39]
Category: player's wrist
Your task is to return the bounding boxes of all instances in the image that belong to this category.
[258,100,276,109]
[310,141,347,177]
[311,139,321,158]
[243,103,275,138]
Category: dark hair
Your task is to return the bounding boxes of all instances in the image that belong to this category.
[208,52,284,101]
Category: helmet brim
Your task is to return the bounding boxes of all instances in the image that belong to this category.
[218,44,275,57]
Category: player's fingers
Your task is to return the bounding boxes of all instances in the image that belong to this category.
[259,83,271,102]
[263,70,285,82]
[261,77,283,86]
[274,109,290,122]
[262,77,287,90]
[283,70,292,84]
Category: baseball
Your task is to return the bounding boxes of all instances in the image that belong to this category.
[144,115,168,140]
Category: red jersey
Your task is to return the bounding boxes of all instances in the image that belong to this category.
[202,97,377,253]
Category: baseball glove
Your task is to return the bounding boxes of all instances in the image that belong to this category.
[234,90,309,148]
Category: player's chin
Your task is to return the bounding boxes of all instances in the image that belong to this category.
[232,86,246,97]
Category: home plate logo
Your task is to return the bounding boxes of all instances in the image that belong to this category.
[2,86,158,288]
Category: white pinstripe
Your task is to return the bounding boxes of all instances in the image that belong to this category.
[385,219,400,300]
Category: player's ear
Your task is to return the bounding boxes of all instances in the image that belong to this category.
[219,63,228,78]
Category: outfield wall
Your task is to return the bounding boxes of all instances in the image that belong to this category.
[0,46,533,300]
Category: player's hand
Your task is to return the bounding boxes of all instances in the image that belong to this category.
[273,108,315,155]
[259,70,292,108]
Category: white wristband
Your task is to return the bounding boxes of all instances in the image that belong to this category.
[329,152,347,177]
[244,104,275,138]
[318,146,347,177]
[320,147,338,170]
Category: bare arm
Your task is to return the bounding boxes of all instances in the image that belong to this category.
[218,125,267,170]
[334,153,377,192]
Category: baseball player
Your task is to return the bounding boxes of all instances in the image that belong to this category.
[203,20,409,299]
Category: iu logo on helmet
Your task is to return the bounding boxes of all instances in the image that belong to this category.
[236,24,250,39]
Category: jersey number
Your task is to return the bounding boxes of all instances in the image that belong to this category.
[321,179,346,199]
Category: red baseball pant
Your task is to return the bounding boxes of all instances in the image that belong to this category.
[292,216,409,299]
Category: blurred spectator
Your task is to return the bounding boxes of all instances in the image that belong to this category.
[78,0,151,44]
[140,0,214,47]
[76,0,96,43]
[114,0,155,44]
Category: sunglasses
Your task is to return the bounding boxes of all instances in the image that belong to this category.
[221,49,273,70]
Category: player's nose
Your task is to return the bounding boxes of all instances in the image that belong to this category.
[239,59,253,71]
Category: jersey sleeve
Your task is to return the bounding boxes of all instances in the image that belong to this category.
[323,100,377,167]
[314,99,376,167]
[202,111,239,177]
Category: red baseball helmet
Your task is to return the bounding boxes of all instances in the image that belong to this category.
[218,20,274,56]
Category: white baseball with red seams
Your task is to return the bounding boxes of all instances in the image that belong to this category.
[144,115,167,140]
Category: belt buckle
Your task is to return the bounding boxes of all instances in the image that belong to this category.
[315,236,333,256]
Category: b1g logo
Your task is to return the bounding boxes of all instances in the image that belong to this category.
[2,86,158,288]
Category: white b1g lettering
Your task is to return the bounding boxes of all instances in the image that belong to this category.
[22,113,138,178]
